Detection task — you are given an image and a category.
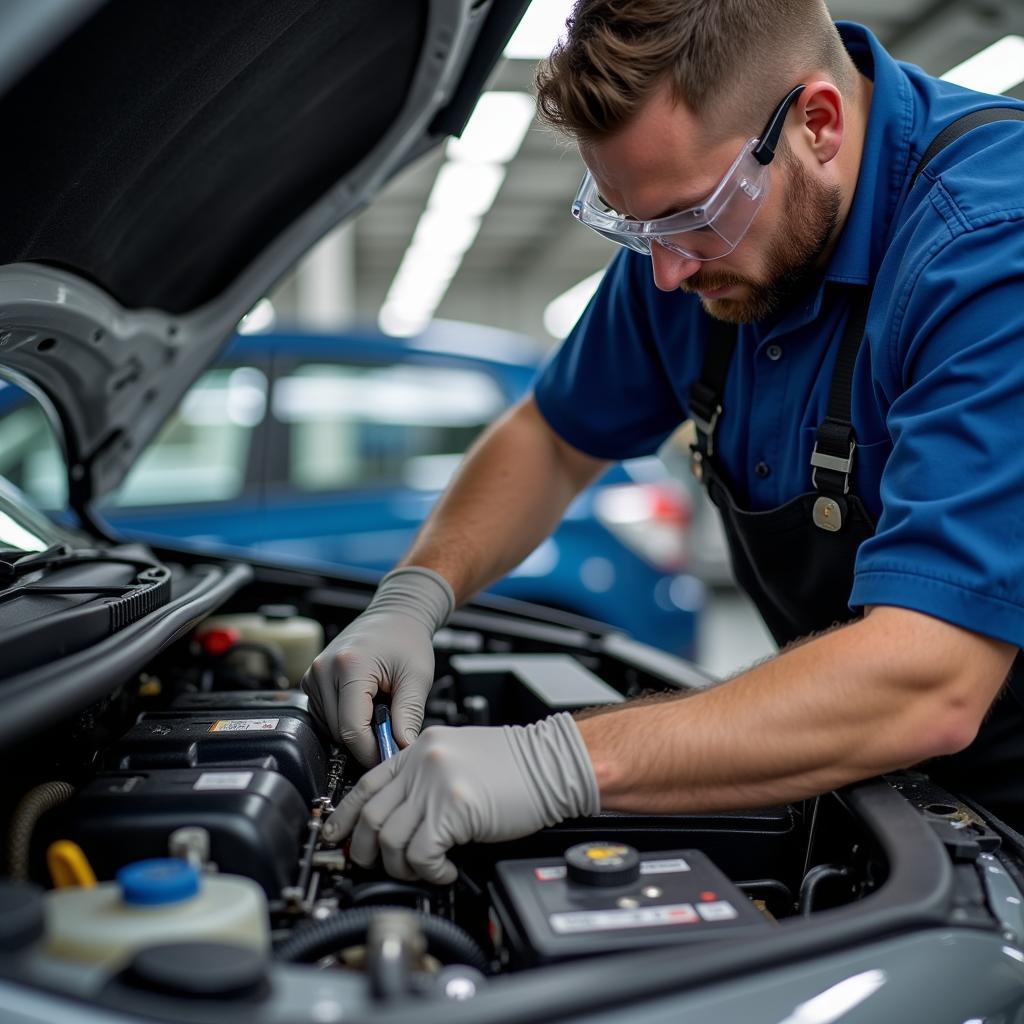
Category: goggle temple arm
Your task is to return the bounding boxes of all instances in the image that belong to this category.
[752,84,806,166]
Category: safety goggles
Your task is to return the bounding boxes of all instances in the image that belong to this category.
[571,85,805,261]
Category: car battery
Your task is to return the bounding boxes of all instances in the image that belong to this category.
[490,842,770,966]
[108,709,326,803]
[33,768,308,896]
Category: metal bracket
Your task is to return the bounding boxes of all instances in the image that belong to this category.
[811,440,856,494]
[692,405,722,457]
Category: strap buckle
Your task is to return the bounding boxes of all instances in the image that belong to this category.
[692,404,722,457]
[810,441,856,495]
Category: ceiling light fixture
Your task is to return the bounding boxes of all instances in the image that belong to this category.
[447,91,536,163]
[503,0,575,60]
[379,92,534,337]
[941,35,1024,95]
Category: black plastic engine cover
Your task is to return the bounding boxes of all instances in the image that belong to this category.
[492,846,770,965]
[482,805,799,885]
[108,710,327,802]
[168,690,324,739]
[34,768,308,895]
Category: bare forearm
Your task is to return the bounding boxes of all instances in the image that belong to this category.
[399,396,608,604]
[578,607,1015,813]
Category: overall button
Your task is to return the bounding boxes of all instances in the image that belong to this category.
[755,461,771,479]
[766,344,782,361]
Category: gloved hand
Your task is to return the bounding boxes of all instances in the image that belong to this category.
[300,567,455,765]
[323,713,600,883]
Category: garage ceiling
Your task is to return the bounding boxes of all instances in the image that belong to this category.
[282,0,1024,345]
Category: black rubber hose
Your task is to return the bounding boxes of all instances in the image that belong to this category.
[799,863,850,917]
[274,907,490,974]
[737,878,795,915]
[7,781,76,880]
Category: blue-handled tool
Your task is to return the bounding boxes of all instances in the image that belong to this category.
[373,704,398,762]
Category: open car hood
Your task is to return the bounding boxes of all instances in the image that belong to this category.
[0,0,528,513]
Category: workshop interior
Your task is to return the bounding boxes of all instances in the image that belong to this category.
[1,1,1024,1023]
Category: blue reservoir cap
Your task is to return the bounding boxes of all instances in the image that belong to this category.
[118,859,199,906]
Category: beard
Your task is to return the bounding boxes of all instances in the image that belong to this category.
[681,152,842,324]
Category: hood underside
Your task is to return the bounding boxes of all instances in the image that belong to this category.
[0,0,528,510]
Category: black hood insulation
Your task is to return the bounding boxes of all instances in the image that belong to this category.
[0,0,425,313]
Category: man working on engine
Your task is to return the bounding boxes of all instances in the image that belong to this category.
[302,0,1024,884]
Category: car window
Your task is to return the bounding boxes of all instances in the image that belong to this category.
[273,362,506,492]
[106,366,267,507]
[0,380,67,511]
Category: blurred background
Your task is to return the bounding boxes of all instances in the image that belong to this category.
[267,0,1024,677]
[3,0,1022,678]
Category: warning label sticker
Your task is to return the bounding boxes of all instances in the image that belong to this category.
[534,866,568,881]
[550,903,700,934]
[696,900,738,922]
[640,858,691,875]
[209,718,279,733]
[193,771,254,791]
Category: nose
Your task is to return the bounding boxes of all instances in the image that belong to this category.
[649,243,701,292]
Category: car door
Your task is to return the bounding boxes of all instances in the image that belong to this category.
[96,340,273,550]
[255,341,511,571]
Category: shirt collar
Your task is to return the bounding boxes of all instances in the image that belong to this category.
[752,23,915,341]
[823,22,915,286]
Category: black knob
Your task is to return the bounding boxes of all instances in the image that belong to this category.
[565,842,641,888]
[124,942,269,999]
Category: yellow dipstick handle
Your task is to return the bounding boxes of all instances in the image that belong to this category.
[47,840,97,889]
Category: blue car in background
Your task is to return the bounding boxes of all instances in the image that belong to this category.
[0,325,704,656]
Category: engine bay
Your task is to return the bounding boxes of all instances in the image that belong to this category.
[2,553,1023,1022]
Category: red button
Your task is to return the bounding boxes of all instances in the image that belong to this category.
[700,891,717,902]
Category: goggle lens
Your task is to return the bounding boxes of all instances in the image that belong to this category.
[572,142,771,262]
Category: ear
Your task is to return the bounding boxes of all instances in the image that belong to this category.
[796,81,844,165]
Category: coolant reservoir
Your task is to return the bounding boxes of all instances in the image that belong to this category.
[197,605,325,686]
[44,859,268,969]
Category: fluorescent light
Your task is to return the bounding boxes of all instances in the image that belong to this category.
[412,210,481,257]
[941,35,1024,95]
[447,92,536,163]
[427,162,506,217]
[379,90,525,336]
[390,249,461,304]
[379,303,429,338]
[543,270,604,338]
[504,0,575,60]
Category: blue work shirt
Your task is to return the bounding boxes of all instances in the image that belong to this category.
[534,22,1024,649]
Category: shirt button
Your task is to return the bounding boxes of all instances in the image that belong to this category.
[755,461,771,479]
[766,344,783,361]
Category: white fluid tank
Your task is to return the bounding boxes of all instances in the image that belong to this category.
[44,859,269,970]
[197,605,325,686]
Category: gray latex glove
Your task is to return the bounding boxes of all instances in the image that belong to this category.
[300,567,455,765]
[323,713,600,883]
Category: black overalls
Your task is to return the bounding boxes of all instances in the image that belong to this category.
[686,108,1024,828]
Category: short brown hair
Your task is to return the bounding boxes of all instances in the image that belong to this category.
[535,0,856,144]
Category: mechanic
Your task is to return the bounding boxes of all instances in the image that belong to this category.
[302,0,1024,884]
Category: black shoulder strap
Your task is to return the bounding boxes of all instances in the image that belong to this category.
[688,317,737,457]
[689,105,1024,477]
[809,288,869,499]
[909,106,1024,192]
